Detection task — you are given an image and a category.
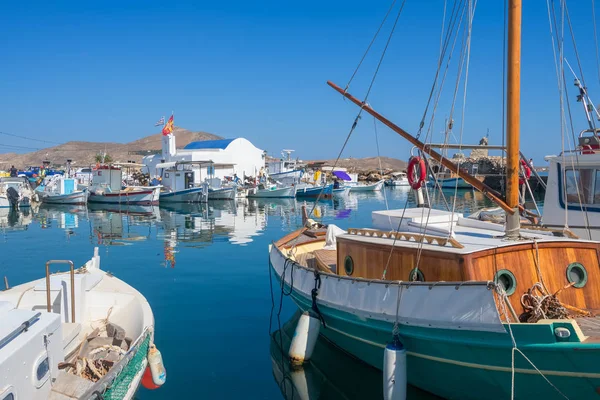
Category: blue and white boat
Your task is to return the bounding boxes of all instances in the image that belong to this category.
[40,175,88,205]
[296,183,333,198]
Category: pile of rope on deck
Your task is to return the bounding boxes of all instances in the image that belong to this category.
[519,282,592,323]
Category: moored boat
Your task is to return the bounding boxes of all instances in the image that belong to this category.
[40,176,88,205]
[208,186,237,200]
[0,247,165,399]
[385,172,410,187]
[348,180,384,192]
[296,183,333,198]
[247,184,295,198]
[0,177,36,208]
[270,2,600,397]
[88,165,159,205]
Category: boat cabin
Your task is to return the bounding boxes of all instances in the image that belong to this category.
[91,166,122,192]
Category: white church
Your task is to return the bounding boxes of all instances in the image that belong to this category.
[143,133,266,182]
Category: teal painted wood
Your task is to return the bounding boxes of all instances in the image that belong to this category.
[274,268,600,400]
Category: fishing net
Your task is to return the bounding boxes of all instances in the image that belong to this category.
[103,334,150,399]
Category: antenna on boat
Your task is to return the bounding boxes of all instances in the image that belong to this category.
[505,0,522,239]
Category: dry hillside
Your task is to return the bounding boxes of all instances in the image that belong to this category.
[0,127,222,169]
[307,156,408,172]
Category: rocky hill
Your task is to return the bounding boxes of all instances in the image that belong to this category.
[0,127,222,169]
[307,156,407,172]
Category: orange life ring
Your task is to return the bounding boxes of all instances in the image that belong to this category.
[519,159,531,185]
[407,156,427,190]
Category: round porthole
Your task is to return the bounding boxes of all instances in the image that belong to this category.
[494,269,516,296]
[408,268,425,282]
[344,256,354,276]
[566,262,587,288]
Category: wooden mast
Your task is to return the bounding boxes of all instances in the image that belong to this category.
[505,0,522,238]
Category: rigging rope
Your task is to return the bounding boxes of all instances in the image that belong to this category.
[309,0,407,218]
[592,0,600,85]
[344,0,399,92]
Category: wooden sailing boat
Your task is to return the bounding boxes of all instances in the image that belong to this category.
[270,1,600,398]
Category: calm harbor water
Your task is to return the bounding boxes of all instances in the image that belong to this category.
[0,188,502,399]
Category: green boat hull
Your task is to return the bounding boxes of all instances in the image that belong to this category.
[280,276,600,399]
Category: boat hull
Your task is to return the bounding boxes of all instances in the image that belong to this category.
[208,187,236,200]
[248,186,296,198]
[385,179,410,187]
[89,190,157,205]
[348,180,384,192]
[429,177,472,189]
[296,184,334,198]
[159,187,207,203]
[333,187,350,195]
[41,190,88,205]
[269,244,600,400]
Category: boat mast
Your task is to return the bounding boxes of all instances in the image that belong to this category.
[505,0,521,239]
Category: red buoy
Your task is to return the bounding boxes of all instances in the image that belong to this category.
[141,366,160,390]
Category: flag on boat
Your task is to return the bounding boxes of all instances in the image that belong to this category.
[162,115,174,136]
[154,116,165,126]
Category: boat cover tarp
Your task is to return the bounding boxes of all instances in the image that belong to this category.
[333,170,351,181]
[270,246,505,333]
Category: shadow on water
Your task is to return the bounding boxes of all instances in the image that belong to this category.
[270,311,441,400]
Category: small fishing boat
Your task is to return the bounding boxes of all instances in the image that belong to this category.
[267,149,304,185]
[348,179,384,192]
[0,247,165,399]
[385,172,410,187]
[0,177,36,208]
[156,161,210,203]
[40,176,88,205]
[88,166,158,205]
[247,184,295,198]
[296,183,333,198]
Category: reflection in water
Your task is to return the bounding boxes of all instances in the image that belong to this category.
[271,312,440,400]
[0,206,34,232]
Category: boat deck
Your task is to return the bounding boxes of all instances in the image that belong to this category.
[576,316,600,341]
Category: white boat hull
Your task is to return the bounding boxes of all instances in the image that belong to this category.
[208,187,236,200]
[89,189,157,205]
[349,180,384,192]
[159,187,207,203]
[41,190,88,205]
[247,186,296,198]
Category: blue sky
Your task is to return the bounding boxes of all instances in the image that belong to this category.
[1,0,599,163]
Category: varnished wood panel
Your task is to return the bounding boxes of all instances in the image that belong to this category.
[336,238,464,282]
[465,242,600,314]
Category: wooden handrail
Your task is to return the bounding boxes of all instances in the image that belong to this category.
[347,228,464,249]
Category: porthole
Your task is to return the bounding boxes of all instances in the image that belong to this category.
[494,269,516,296]
[408,268,425,282]
[566,263,588,288]
[344,255,354,276]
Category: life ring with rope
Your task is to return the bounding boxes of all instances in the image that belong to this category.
[519,159,531,185]
[407,156,427,190]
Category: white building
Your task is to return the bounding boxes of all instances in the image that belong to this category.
[143,135,265,183]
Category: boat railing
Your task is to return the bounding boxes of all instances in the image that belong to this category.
[347,228,464,249]
[45,260,75,323]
